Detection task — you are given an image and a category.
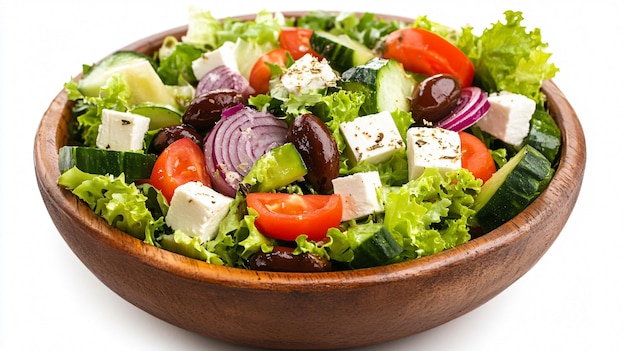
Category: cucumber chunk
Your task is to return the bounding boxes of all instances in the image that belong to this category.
[341,58,415,115]
[78,51,178,108]
[129,104,182,130]
[524,109,562,165]
[241,143,308,194]
[58,146,157,183]
[310,31,374,72]
[473,144,554,232]
[349,225,403,269]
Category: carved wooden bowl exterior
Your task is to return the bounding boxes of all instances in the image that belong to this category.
[34,13,586,350]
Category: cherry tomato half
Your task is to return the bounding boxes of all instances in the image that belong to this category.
[279,27,320,60]
[248,48,289,95]
[459,131,496,183]
[246,193,342,241]
[149,137,212,202]
[381,27,475,87]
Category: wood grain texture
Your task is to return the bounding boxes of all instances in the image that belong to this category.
[33,13,586,350]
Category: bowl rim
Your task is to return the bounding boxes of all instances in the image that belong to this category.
[34,11,586,292]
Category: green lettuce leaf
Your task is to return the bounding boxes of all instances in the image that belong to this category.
[297,11,405,48]
[182,8,286,50]
[64,75,132,147]
[155,36,205,85]
[313,89,365,153]
[181,7,223,50]
[458,10,559,103]
[57,167,165,244]
[383,168,481,259]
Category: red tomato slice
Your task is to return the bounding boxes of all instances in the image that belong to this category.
[381,27,475,87]
[248,48,289,95]
[279,27,320,60]
[149,138,212,202]
[459,131,496,183]
[246,193,342,241]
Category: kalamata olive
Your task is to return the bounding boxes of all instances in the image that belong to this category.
[182,89,246,132]
[149,124,203,155]
[286,114,340,194]
[250,246,332,272]
[411,74,462,126]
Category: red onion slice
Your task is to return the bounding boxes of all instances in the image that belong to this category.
[204,106,288,197]
[436,87,490,132]
[196,65,255,100]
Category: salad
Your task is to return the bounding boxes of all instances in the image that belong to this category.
[58,8,560,272]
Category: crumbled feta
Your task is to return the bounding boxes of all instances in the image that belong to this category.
[332,172,384,221]
[165,181,235,242]
[192,41,239,80]
[280,54,338,95]
[95,109,150,151]
[340,111,405,165]
[406,127,462,180]
[475,91,536,147]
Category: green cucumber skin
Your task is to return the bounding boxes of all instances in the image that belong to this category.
[341,58,414,115]
[525,109,562,165]
[473,145,554,232]
[244,143,308,194]
[78,51,155,97]
[130,104,182,130]
[310,31,374,72]
[350,226,403,269]
[59,146,157,183]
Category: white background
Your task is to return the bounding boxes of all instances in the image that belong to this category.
[1,0,624,350]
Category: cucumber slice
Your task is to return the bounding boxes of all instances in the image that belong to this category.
[310,31,374,72]
[77,51,178,108]
[341,57,416,115]
[59,146,157,183]
[524,109,562,165]
[129,104,182,130]
[473,144,554,232]
[78,51,154,96]
[241,143,308,194]
[350,225,403,269]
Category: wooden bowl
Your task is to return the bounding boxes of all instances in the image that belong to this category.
[33,12,586,350]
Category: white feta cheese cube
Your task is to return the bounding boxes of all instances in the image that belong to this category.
[340,111,405,165]
[280,54,338,95]
[192,41,239,80]
[406,127,462,180]
[96,109,150,151]
[332,172,384,222]
[165,181,235,242]
[475,91,536,147]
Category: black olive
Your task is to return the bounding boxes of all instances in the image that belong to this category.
[411,74,462,126]
[286,114,340,194]
[149,124,203,155]
[182,89,246,132]
[250,246,332,272]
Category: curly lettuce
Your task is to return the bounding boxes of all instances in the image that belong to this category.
[383,168,481,260]
[291,168,481,267]
[57,167,166,244]
[457,10,559,104]
[155,36,205,85]
[297,11,406,48]
[182,7,287,50]
[64,76,132,147]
